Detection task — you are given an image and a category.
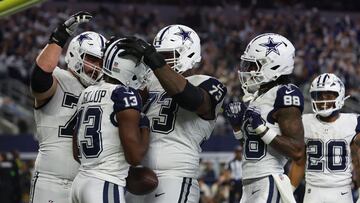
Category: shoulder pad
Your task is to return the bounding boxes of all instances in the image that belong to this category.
[274,84,304,112]
[111,86,142,112]
[198,77,227,107]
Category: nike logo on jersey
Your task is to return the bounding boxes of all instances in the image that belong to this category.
[124,91,135,95]
[341,192,348,195]
[251,189,260,195]
[155,192,165,197]
[285,89,295,94]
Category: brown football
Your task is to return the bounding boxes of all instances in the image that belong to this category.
[126,166,158,195]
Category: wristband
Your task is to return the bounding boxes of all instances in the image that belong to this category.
[261,128,277,144]
[233,130,243,140]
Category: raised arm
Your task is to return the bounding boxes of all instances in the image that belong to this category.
[30,12,92,106]
[116,37,226,120]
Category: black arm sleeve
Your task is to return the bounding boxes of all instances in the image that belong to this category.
[30,63,54,93]
[172,80,204,111]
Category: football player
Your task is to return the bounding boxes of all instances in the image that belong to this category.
[29,12,106,203]
[224,33,305,203]
[71,38,150,203]
[121,25,227,203]
[288,73,360,203]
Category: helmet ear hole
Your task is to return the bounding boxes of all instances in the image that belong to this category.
[270,65,280,70]
[132,75,137,81]
[188,53,194,58]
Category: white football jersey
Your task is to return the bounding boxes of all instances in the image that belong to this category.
[33,67,82,180]
[142,73,227,178]
[241,84,304,180]
[76,81,142,187]
[303,113,360,187]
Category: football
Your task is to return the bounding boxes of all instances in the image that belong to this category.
[126,166,158,195]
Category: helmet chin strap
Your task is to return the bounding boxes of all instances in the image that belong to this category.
[241,86,256,102]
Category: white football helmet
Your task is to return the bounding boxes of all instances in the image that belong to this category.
[239,33,295,93]
[65,31,106,87]
[102,39,149,89]
[310,73,349,117]
[153,24,201,74]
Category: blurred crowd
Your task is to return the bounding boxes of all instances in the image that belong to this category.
[0,151,34,203]
[1,2,360,202]
[1,4,360,103]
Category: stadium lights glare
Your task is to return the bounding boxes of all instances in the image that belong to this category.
[0,0,46,18]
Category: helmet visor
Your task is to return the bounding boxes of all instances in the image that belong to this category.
[311,91,338,113]
[238,57,264,92]
[158,49,181,72]
[79,52,103,86]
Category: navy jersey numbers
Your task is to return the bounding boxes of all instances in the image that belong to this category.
[274,84,304,113]
[111,86,142,113]
[151,92,179,134]
[306,139,348,172]
[58,93,79,138]
[243,120,267,160]
[76,106,103,158]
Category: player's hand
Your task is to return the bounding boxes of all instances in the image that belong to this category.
[49,11,92,47]
[223,102,247,130]
[245,107,268,136]
[116,37,166,70]
[139,113,150,129]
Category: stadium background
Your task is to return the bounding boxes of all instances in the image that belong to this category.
[0,0,360,202]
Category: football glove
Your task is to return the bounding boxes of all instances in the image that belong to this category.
[49,11,92,48]
[245,107,267,135]
[223,102,247,128]
[116,37,166,70]
[245,107,278,144]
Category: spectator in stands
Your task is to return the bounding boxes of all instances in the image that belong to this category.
[202,161,217,186]
[226,145,243,203]
[212,169,231,203]
[0,152,21,203]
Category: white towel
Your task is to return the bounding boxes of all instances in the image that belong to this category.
[271,173,297,203]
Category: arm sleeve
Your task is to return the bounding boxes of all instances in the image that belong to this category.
[30,63,53,93]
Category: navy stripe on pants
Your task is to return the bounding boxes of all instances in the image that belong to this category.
[103,181,109,203]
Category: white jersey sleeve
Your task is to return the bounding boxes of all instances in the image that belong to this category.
[303,113,360,187]
[33,67,83,180]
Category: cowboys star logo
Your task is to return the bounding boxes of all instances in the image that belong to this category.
[259,37,283,56]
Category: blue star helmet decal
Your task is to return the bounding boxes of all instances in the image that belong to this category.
[174,26,193,43]
[259,37,283,56]
[77,33,92,46]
